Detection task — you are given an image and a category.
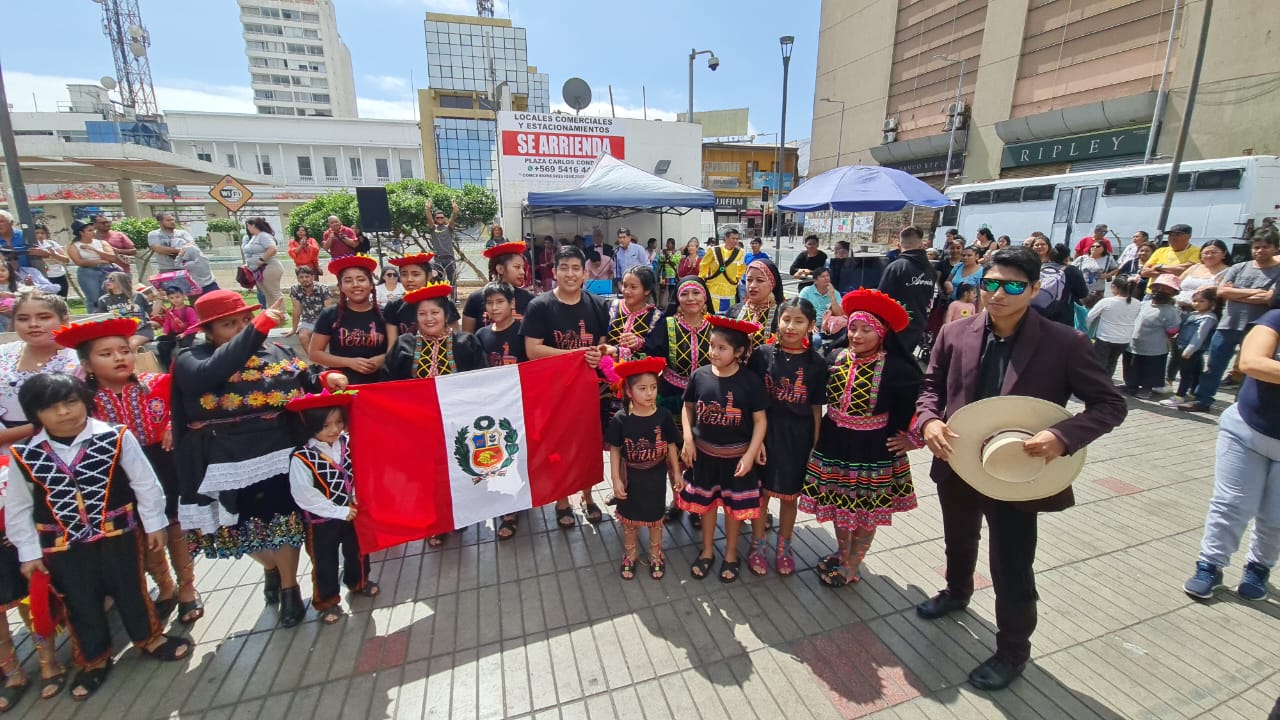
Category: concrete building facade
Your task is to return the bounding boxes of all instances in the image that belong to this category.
[419,13,550,189]
[810,0,1280,187]
[238,0,358,118]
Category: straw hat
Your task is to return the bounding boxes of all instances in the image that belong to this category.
[944,396,1086,501]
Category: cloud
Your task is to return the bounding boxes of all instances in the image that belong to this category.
[5,70,416,120]
[549,101,678,122]
[364,74,409,95]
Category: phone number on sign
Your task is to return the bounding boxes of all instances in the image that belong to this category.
[523,164,586,174]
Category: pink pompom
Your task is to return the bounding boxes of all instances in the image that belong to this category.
[599,354,620,384]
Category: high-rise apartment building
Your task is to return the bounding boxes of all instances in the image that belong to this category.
[810,1,1280,187]
[418,13,550,188]
[238,0,358,118]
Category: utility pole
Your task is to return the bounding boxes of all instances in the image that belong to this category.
[0,60,34,231]
[1157,0,1213,233]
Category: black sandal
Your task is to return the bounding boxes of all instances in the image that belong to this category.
[619,556,637,581]
[818,565,860,588]
[556,506,576,529]
[816,553,842,574]
[584,502,604,524]
[140,635,192,662]
[153,593,177,620]
[648,554,665,580]
[40,664,67,701]
[719,559,741,584]
[318,606,344,625]
[178,595,205,625]
[427,534,447,547]
[351,582,380,598]
[0,681,29,714]
[70,661,112,702]
[663,504,684,523]
[690,556,714,580]
[496,514,519,540]
[690,512,702,529]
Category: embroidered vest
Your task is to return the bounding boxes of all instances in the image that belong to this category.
[662,316,711,389]
[11,426,137,552]
[292,442,353,522]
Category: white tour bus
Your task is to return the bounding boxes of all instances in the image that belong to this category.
[935,155,1280,259]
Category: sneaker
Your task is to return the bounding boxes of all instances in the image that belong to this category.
[1177,401,1211,413]
[1152,386,1169,394]
[1158,397,1182,408]
[1184,561,1224,600]
[1238,562,1270,601]
[1135,390,1154,400]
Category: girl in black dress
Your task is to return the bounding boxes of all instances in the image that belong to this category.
[746,298,828,577]
[603,356,682,581]
[309,255,389,385]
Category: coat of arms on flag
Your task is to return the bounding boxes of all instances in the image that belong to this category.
[454,415,519,483]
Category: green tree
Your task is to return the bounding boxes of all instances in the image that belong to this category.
[110,216,160,251]
[284,192,360,240]
[286,184,499,240]
[205,217,241,236]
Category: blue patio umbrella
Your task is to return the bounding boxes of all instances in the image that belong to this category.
[777,165,953,212]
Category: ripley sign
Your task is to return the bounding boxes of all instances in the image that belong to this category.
[498,111,626,184]
[1001,126,1150,168]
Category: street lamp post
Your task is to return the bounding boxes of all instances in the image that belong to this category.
[818,97,846,243]
[687,48,719,122]
[934,54,966,189]
[775,35,794,255]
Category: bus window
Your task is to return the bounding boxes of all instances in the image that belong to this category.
[1053,188,1074,223]
[939,203,959,227]
[963,191,992,205]
[1146,173,1192,194]
[992,188,1022,204]
[1075,187,1099,224]
[1022,184,1055,202]
[1104,177,1144,196]
[1194,169,1244,191]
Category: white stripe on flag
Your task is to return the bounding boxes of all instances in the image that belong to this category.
[435,363,533,529]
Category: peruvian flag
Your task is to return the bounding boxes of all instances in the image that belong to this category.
[349,351,603,553]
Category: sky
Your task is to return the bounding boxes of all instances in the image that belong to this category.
[1,0,820,142]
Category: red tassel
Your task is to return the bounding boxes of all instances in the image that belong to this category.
[29,570,56,638]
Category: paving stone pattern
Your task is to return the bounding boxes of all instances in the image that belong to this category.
[6,393,1280,719]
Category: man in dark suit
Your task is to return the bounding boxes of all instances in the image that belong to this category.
[913,246,1127,691]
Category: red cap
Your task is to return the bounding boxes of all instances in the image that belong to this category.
[53,317,141,349]
[705,314,762,337]
[327,254,378,276]
[482,241,528,260]
[388,252,436,268]
[840,289,909,333]
[613,356,667,380]
[284,390,358,413]
[192,290,262,327]
[403,282,453,304]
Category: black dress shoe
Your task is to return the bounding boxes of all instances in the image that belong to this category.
[278,586,307,628]
[968,655,1025,691]
[915,589,969,620]
[263,568,281,608]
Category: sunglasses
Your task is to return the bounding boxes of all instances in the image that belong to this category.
[979,277,1030,295]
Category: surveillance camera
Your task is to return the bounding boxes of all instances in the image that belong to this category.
[708,56,720,71]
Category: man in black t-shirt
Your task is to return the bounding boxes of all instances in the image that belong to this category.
[521,245,611,528]
[878,225,938,353]
[789,235,828,291]
[475,282,528,366]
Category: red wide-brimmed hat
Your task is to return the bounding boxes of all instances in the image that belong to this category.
[53,317,141,349]
[482,241,527,260]
[841,289,909,333]
[284,390,358,413]
[193,289,261,326]
[403,282,453,304]
[327,254,378,276]
[613,356,666,380]
[388,252,436,268]
[705,314,762,336]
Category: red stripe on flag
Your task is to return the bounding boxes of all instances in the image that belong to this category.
[350,377,450,553]
[520,352,604,505]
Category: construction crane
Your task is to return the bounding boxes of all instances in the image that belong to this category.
[92,0,159,116]
[477,0,494,18]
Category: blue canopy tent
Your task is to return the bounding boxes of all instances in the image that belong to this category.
[523,154,715,220]
[776,164,952,212]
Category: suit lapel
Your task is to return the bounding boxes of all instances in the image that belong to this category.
[957,313,985,406]
[1002,310,1040,395]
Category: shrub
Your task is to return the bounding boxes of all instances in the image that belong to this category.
[110,216,160,251]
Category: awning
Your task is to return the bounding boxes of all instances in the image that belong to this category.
[1,135,276,187]
[524,154,715,219]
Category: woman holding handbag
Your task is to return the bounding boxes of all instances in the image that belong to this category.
[242,217,284,307]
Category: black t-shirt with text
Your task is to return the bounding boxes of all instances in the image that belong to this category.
[477,320,528,366]
[313,305,388,384]
[604,407,679,473]
[754,344,828,416]
[682,365,766,448]
[519,291,609,350]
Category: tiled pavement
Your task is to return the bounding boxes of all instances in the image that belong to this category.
[7,392,1280,719]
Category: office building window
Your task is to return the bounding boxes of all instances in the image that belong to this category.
[375,158,391,180]
[399,159,414,179]
[196,152,212,162]
[349,157,363,178]
[323,157,339,180]
[257,155,272,176]
[297,156,312,178]
[226,153,237,168]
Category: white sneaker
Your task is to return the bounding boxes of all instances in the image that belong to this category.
[1153,386,1169,394]
[1158,397,1182,408]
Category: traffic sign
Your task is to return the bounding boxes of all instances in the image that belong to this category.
[209,175,254,213]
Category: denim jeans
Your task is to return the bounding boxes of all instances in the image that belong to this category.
[1199,404,1280,569]
[77,265,109,310]
[1194,329,1245,407]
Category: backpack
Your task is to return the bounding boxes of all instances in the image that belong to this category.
[1032,262,1069,319]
